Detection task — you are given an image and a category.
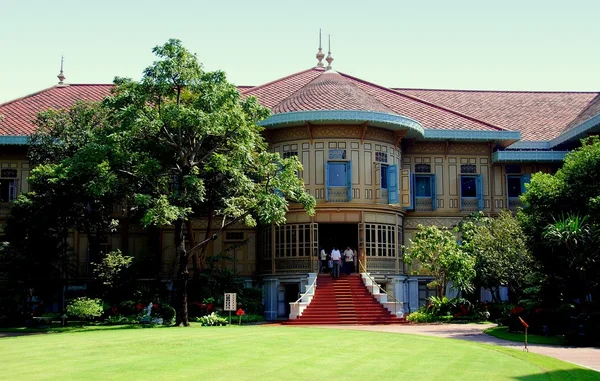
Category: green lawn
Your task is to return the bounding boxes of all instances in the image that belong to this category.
[485,326,566,346]
[1,325,598,381]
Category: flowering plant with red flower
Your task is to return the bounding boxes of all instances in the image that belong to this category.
[510,306,525,315]
[135,303,144,310]
[236,308,245,316]
[152,303,161,311]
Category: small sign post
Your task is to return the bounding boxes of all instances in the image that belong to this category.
[224,293,237,325]
[518,316,529,352]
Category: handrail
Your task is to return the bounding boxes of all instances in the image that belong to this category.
[291,274,318,306]
[359,258,403,317]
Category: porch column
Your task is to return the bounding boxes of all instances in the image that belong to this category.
[263,278,279,321]
[407,278,419,312]
[392,275,408,313]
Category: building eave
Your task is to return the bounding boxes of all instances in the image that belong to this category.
[492,150,568,163]
[550,113,600,148]
[259,110,425,137]
[0,135,29,145]
[422,129,520,148]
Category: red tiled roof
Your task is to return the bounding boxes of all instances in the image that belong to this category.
[272,70,395,114]
[246,68,504,132]
[0,84,113,136]
[563,94,600,132]
[393,88,599,141]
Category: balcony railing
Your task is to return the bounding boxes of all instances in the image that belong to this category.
[327,187,348,202]
[415,197,433,211]
[460,197,479,212]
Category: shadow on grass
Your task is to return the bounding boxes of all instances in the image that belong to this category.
[0,323,176,335]
[516,369,600,381]
[485,326,566,346]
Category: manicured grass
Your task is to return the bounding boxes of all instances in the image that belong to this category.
[1,325,598,381]
[485,326,566,346]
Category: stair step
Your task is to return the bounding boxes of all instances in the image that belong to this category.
[290,274,405,326]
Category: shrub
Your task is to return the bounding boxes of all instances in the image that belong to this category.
[406,311,434,323]
[196,312,228,326]
[238,314,265,324]
[160,304,176,324]
[67,297,104,326]
[238,288,264,315]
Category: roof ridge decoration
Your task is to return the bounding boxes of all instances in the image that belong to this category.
[316,29,325,68]
[57,55,66,85]
[325,34,334,71]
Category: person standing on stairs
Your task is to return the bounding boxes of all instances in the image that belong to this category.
[320,247,328,273]
[353,248,358,273]
[330,247,341,278]
[343,246,354,275]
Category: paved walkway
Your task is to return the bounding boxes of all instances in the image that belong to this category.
[297,323,600,372]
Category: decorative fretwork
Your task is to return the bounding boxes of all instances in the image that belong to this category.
[505,164,521,174]
[364,257,396,273]
[225,232,244,241]
[0,169,17,178]
[415,198,433,211]
[274,258,313,273]
[460,164,477,174]
[414,164,431,173]
[328,149,346,160]
[375,151,388,163]
[460,197,479,211]
[377,189,389,204]
[327,187,348,202]
[507,197,522,211]
[282,151,298,159]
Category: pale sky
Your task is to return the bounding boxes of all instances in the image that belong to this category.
[1,0,599,103]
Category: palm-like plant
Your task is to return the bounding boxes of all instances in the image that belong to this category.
[543,214,591,258]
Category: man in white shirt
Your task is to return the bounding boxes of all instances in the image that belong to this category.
[330,247,342,278]
[343,247,354,274]
[320,248,328,273]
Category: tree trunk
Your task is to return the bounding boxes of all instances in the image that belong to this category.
[174,219,190,326]
[196,204,214,276]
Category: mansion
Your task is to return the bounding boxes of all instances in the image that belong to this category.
[1,52,599,320]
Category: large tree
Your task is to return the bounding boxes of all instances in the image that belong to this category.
[519,136,600,303]
[104,39,315,326]
[457,211,535,302]
[2,101,130,312]
[403,224,475,297]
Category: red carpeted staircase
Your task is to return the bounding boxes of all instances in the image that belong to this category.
[284,273,407,325]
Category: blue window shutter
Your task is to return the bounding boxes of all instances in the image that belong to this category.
[346,161,352,201]
[431,175,437,210]
[520,174,531,195]
[388,165,398,204]
[325,161,329,202]
[476,174,483,211]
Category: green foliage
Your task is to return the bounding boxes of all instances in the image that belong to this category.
[403,224,475,297]
[92,250,134,287]
[406,311,434,323]
[520,136,600,303]
[101,39,315,325]
[237,314,265,324]
[67,297,104,325]
[456,211,536,301]
[196,312,228,326]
